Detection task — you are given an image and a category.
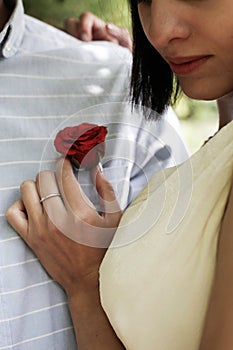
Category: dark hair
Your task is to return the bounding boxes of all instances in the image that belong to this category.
[129,0,179,117]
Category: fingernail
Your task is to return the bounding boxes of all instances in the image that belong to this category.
[106,23,117,32]
[97,163,103,173]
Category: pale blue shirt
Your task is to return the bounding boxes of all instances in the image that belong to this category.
[0,1,189,349]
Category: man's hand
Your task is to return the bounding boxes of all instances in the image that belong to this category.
[65,12,132,52]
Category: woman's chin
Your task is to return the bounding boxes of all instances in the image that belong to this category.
[180,80,233,102]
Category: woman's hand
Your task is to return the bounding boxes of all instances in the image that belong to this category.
[65,12,132,52]
[6,158,125,349]
[5,157,122,297]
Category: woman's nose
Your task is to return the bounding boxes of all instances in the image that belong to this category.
[142,1,191,50]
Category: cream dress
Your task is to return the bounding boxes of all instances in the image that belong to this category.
[100,121,233,350]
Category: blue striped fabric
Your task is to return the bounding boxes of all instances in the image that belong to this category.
[0,1,189,349]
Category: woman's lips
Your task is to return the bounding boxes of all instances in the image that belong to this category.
[165,55,211,75]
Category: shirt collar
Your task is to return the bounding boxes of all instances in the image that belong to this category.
[0,0,25,58]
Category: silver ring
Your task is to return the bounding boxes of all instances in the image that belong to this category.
[40,193,61,203]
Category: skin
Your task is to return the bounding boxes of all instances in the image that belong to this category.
[65,12,132,52]
[138,0,233,104]
[6,159,125,349]
[4,0,233,349]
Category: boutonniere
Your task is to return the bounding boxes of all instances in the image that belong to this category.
[54,123,108,170]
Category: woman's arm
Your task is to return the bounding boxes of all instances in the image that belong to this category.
[67,288,125,349]
[6,158,125,350]
[199,178,233,350]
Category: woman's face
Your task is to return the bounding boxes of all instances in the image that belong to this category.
[138,0,233,101]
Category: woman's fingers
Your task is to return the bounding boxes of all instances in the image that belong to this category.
[56,157,120,221]
[36,171,66,212]
[20,180,43,220]
[56,158,121,237]
[5,158,121,253]
[5,200,29,241]
[92,166,122,223]
[36,170,67,232]
[56,157,97,216]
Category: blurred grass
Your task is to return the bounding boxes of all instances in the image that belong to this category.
[22,0,219,154]
[22,0,131,29]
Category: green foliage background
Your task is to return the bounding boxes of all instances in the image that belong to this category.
[22,0,218,153]
[22,0,131,28]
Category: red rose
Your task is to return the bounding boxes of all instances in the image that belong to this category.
[54,123,108,168]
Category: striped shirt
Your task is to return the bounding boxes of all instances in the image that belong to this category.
[0,1,189,349]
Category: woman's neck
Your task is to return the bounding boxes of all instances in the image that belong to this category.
[217,92,233,129]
